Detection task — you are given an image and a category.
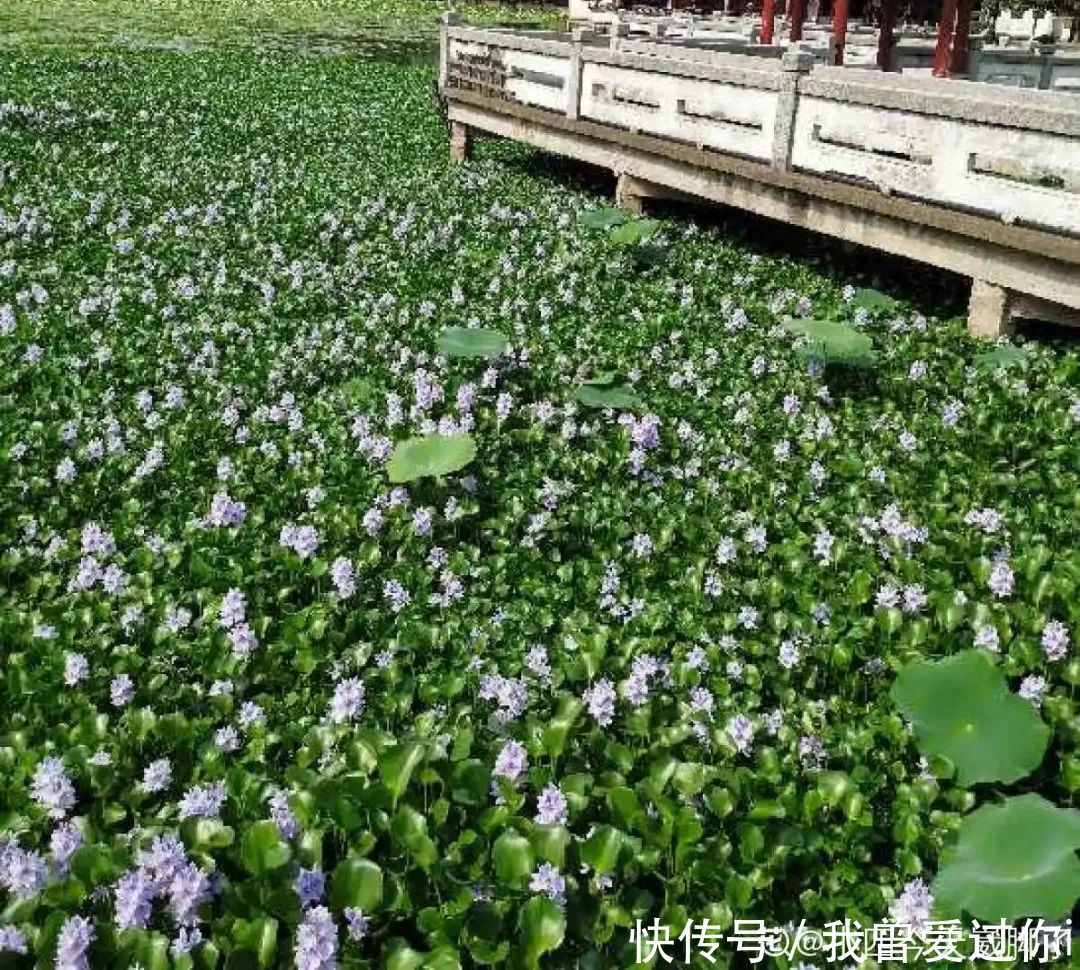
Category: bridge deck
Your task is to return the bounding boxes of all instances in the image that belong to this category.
[439,18,1080,336]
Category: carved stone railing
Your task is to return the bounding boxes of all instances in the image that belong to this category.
[441,22,1080,237]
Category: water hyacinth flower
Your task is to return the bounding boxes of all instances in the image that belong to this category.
[726,715,755,755]
[0,926,28,954]
[178,781,226,819]
[344,907,370,941]
[328,677,365,724]
[30,757,76,818]
[0,844,48,898]
[889,877,933,933]
[115,867,158,929]
[529,862,566,904]
[141,759,173,794]
[295,905,337,970]
[493,740,527,784]
[280,523,318,559]
[295,867,325,908]
[50,821,83,875]
[169,861,212,925]
[1042,620,1070,662]
[63,652,90,686]
[583,679,616,728]
[534,784,568,826]
[55,915,95,970]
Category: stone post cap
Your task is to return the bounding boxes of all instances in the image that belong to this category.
[781,44,816,70]
[442,11,461,26]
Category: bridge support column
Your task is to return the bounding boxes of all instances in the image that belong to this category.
[968,279,1013,339]
[615,173,646,213]
[449,121,472,163]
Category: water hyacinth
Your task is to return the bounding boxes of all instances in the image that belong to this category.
[1,19,1079,966]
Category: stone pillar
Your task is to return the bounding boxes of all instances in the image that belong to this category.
[968,279,1014,339]
[567,29,589,120]
[614,172,645,213]
[771,46,814,171]
[438,12,461,94]
[449,121,472,164]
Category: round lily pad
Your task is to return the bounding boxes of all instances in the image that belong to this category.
[386,434,476,483]
[437,327,508,359]
[890,650,1049,786]
[934,794,1080,920]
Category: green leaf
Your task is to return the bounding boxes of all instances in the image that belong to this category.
[574,384,642,411]
[851,287,895,311]
[450,759,490,805]
[387,435,476,484]
[437,327,508,359]
[609,218,660,248]
[391,805,438,869]
[783,318,876,368]
[232,917,279,968]
[578,206,631,230]
[975,344,1030,373]
[891,650,1049,785]
[241,821,292,876]
[330,857,383,911]
[580,825,624,874]
[935,794,1080,920]
[379,741,426,801]
[492,831,533,885]
[519,896,566,968]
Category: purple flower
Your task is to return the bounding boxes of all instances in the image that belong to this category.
[1,845,47,897]
[328,678,365,724]
[219,588,246,628]
[115,867,158,929]
[280,524,319,559]
[493,740,528,784]
[64,652,89,686]
[31,757,76,818]
[269,789,300,840]
[0,926,28,954]
[330,557,356,599]
[228,622,259,659]
[169,861,211,926]
[988,558,1014,598]
[295,867,325,908]
[889,877,933,933]
[178,782,226,820]
[383,579,411,612]
[171,927,203,957]
[344,907,370,941]
[137,835,187,883]
[209,490,246,527]
[142,759,172,794]
[534,784,568,826]
[1042,620,1070,662]
[583,679,616,728]
[55,915,95,970]
[295,905,337,970]
[726,715,755,755]
[110,674,135,708]
[529,862,566,904]
[1020,675,1047,707]
[50,821,84,875]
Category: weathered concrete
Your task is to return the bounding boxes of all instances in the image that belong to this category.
[968,279,1014,338]
[449,120,472,163]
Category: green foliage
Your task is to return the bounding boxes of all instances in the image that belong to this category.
[975,344,1031,373]
[437,327,508,360]
[891,650,1049,785]
[784,318,877,368]
[573,383,642,410]
[387,435,476,483]
[935,795,1080,919]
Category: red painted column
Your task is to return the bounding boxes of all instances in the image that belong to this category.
[948,0,973,74]
[933,0,959,76]
[788,0,807,40]
[831,0,850,64]
[761,0,777,43]
[876,0,897,69]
